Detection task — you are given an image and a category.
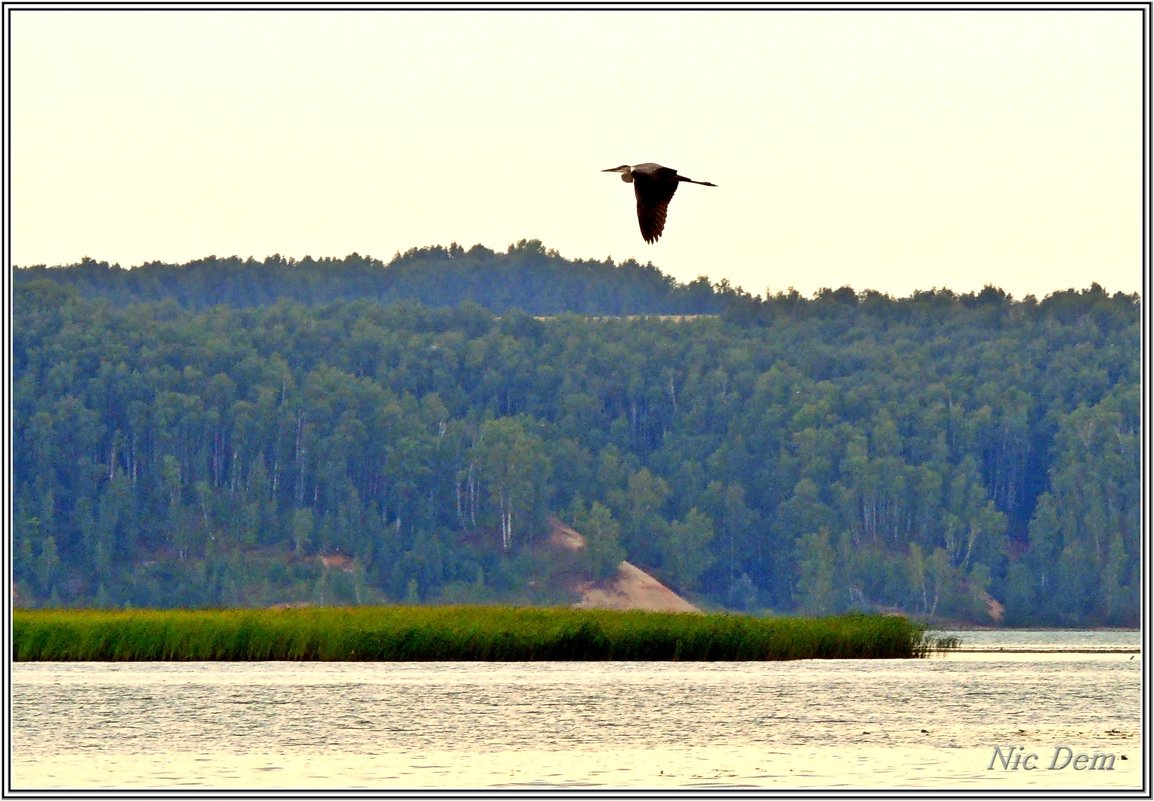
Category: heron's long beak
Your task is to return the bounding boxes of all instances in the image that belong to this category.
[602,166,629,173]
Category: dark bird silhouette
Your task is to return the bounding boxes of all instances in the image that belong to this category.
[602,163,716,243]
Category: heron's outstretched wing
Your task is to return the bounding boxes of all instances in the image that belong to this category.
[633,176,679,244]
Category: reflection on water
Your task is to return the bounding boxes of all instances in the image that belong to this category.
[11,630,1143,790]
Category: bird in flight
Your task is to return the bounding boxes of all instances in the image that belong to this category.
[602,162,717,243]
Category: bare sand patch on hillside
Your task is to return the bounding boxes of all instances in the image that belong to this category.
[548,519,701,614]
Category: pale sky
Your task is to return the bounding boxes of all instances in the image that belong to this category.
[7,6,1146,299]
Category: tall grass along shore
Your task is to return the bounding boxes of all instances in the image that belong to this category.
[14,606,943,662]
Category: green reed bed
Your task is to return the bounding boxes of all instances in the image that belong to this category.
[14,606,934,662]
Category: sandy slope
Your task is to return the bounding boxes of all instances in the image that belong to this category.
[547,519,701,614]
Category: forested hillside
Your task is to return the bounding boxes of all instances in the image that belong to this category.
[11,248,1141,625]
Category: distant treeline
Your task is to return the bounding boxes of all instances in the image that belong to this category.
[12,246,1140,625]
[13,240,727,316]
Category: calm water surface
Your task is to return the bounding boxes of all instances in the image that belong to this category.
[11,629,1143,790]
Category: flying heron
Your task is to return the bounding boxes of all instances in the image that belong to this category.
[602,162,717,243]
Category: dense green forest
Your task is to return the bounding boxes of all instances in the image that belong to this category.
[11,244,1142,625]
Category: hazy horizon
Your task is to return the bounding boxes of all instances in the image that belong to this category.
[12,243,1138,303]
[9,5,1145,301]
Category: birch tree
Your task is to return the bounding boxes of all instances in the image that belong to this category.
[474,417,548,551]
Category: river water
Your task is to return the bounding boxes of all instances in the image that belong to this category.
[10,629,1144,791]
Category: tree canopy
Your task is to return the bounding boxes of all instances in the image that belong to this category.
[11,250,1140,625]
